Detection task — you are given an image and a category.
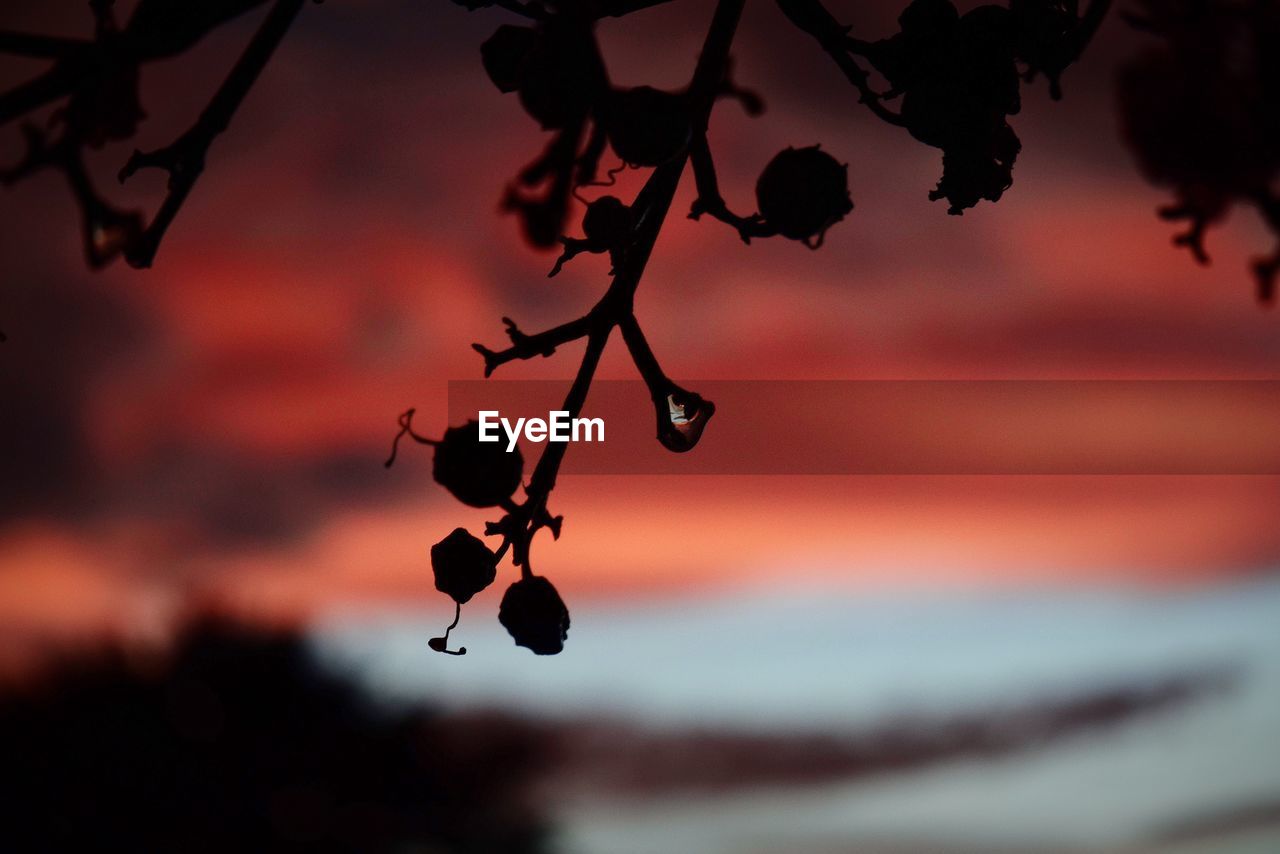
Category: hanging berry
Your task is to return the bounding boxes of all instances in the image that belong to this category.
[602,86,693,167]
[480,25,537,94]
[498,575,570,655]
[425,527,500,656]
[548,195,637,276]
[512,21,604,131]
[431,528,499,604]
[385,412,523,509]
[432,421,524,508]
[754,146,854,246]
[581,195,635,248]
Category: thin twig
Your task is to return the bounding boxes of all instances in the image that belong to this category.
[472,314,598,376]
[687,132,771,242]
[118,0,306,267]
[0,62,83,126]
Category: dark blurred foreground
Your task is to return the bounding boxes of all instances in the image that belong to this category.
[0,611,1256,854]
[0,619,552,854]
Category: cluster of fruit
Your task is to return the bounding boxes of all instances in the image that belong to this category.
[417,0,1105,656]
[479,12,856,258]
[387,416,570,656]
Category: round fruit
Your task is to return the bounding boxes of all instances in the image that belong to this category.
[754,146,854,242]
[581,196,634,247]
[432,421,523,508]
[430,528,498,604]
[603,87,692,166]
[515,23,601,130]
[498,576,570,655]
[481,25,537,94]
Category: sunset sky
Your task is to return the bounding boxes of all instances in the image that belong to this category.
[1,0,1278,655]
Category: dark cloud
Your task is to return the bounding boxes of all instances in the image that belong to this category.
[538,665,1239,799]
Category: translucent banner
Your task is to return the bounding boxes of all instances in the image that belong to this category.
[447,380,1280,474]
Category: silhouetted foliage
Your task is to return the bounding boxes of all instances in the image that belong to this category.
[1118,0,1280,302]
[0,618,551,853]
[3,0,1270,653]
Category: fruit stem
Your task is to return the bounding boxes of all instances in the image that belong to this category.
[384,408,438,468]
[430,602,467,656]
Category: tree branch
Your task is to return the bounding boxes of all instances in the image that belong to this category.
[117,0,306,268]
[0,62,82,127]
[483,0,745,568]
[773,0,906,127]
[687,132,772,242]
[471,314,597,376]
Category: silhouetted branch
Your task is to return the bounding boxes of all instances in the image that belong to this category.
[472,314,597,376]
[0,63,82,126]
[1,1,271,128]
[1041,0,1114,99]
[471,0,743,580]
[618,312,673,400]
[118,0,306,267]
[688,132,772,242]
[1072,0,1113,62]
[0,124,142,267]
[773,0,907,127]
